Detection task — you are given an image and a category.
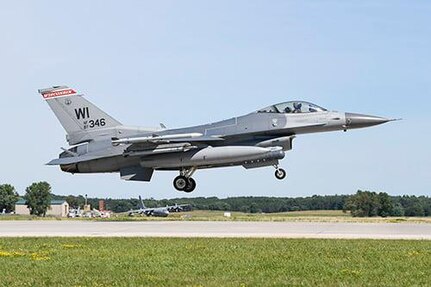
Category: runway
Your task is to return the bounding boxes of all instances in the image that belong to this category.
[1,221,431,239]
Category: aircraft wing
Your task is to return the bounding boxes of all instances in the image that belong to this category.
[128,209,145,216]
[128,209,141,213]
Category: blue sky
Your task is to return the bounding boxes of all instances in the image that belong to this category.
[0,1,430,199]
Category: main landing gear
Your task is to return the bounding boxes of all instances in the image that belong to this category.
[173,168,197,193]
[173,176,196,193]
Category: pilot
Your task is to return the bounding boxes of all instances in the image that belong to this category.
[293,102,302,113]
[284,106,292,113]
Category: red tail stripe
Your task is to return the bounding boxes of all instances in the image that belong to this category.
[42,89,77,99]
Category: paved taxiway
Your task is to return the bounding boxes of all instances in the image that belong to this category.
[1,221,431,239]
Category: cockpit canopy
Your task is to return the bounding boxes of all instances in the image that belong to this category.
[257,101,327,114]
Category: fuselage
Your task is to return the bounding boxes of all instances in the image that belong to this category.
[59,104,389,174]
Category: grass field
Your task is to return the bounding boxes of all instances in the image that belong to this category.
[0,238,430,286]
[3,209,431,224]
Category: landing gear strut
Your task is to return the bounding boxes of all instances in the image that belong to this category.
[173,168,197,193]
[274,166,287,180]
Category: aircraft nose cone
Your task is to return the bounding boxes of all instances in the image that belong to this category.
[345,113,390,129]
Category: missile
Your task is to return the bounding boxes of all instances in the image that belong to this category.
[112,133,204,145]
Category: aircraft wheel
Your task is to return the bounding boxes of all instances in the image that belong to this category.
[173,176,188,191]
[184,178,196,193]
[275,168,287,180]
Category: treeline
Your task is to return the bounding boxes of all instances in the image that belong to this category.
[345,190,431,217]
[51,191,431,217]
[2,182,430,218]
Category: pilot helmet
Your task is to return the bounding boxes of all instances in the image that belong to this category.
[293,102,302,109]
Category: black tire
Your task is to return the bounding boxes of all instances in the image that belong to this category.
[275,168,287,180]
[173,176,188,191]
[184,178,196,193]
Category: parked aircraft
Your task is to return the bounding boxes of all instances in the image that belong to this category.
[91,208,111,218]
[128,196,169,217]
[40,86,395,192]
[67,207,82,218]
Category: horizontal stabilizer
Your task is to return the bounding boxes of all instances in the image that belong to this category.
[47,154,107,165]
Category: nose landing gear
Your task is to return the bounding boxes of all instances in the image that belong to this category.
[173,168,197,193]
[274,166,287,180]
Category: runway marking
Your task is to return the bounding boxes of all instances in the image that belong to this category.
[1,221,431,239]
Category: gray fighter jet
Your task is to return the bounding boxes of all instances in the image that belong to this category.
[39,86,395,193]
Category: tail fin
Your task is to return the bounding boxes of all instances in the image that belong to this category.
[139,196,146,209]
[39,86,121,142]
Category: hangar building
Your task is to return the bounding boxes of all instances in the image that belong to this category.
[15,199,69,217]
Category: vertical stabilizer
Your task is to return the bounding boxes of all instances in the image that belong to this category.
[139,196,146,209]
[39,86,121,141]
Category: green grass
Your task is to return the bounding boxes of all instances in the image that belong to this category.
[2,210,431,224]
[0,238,430,286]
[109,210,431,224]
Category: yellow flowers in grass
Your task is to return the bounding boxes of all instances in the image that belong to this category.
[0,250,26,257]
[407,250,420,257]
[31,252,50,261]
[0,249,49,261]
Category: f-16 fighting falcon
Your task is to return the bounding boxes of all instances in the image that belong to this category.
[40,86,395,193]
